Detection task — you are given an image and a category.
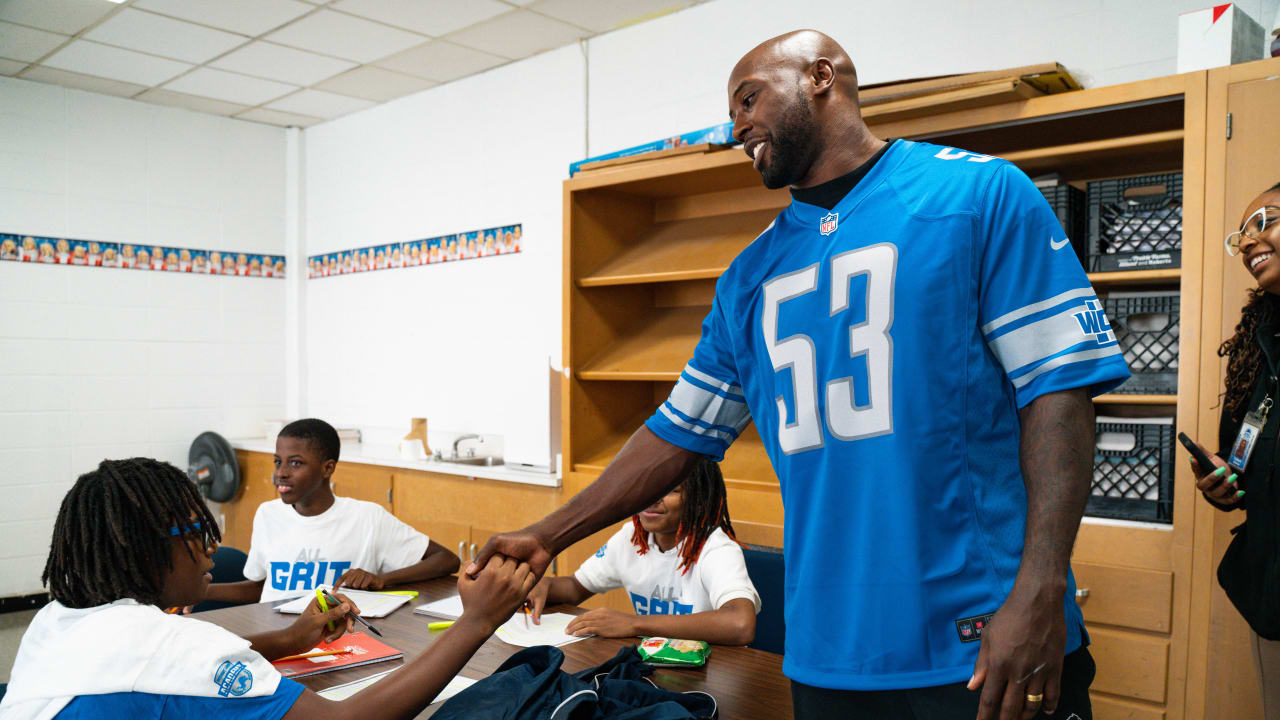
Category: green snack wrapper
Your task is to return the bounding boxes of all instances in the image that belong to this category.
[636,637,711,666]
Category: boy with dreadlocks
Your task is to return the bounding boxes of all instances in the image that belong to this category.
[0,458,535,720]
[525,456,759,645]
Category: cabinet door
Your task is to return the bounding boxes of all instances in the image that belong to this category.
[331,463,392,511]
[391,471,470,566]
[223,451,276,551]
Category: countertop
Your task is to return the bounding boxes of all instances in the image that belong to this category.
[229,438,561,488]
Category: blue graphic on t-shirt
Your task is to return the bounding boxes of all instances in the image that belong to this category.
[630,592,693,616]
[269,561,351,591]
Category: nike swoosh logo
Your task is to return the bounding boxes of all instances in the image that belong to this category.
[1050,236,1071,251]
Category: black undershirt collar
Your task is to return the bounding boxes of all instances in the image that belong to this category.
[790,139,896,210]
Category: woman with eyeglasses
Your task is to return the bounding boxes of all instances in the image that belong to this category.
[1186,180,1280,719]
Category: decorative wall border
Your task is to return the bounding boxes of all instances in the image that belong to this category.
[0,233,286,277]
[307,224,521,279]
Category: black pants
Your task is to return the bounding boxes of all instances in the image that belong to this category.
[791,647,1096,720]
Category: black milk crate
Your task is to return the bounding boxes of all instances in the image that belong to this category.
[1087,173,1183,272]
[1089,418,1174,523]
[1102,292,1179,394]
[1038,183,1088,267]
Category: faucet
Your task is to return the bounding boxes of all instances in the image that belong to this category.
[452,434,481,459]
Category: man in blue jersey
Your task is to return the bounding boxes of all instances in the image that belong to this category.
[473,30,1127,720]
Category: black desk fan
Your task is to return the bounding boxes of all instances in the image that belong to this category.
[188,431,241,502]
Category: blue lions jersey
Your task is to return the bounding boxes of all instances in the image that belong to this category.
[645,140,1129,690]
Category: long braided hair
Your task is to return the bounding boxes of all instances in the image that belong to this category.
[630,456,739,576]
[1220,181,1280,426]
[43,458,220,608]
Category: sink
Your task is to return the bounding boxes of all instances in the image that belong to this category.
[437,456,504,467]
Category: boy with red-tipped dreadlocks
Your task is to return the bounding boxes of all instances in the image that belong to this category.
[525,456,759,645]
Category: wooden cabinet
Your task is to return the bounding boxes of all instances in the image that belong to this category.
[223,450,276,551]
[331,463,392,511]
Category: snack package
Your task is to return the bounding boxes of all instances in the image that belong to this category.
[636,637,711,667]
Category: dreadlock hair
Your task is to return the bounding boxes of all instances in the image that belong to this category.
[1220,181,1280,425]
[279,418,341,463]
[630,456,739,576]
[43,458,220,609]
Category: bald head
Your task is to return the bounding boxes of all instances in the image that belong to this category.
[730,30,859,105]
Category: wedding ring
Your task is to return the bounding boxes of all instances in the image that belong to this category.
[1026,693,1044,703]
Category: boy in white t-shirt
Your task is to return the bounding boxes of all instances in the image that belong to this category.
[525,457,759,645]
[203,419,460,605]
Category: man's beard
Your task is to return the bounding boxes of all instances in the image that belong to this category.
[759,89,821,190]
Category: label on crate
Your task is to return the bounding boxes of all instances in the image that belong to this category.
[1099,250,1180,272]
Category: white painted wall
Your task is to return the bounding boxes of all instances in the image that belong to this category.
[301,44,584,469]
[0,78,288,596]
[585,0,1280,155]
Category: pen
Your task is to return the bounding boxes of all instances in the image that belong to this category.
[321,589,384,637]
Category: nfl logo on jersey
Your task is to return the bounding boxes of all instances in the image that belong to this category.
[819,212,838,235]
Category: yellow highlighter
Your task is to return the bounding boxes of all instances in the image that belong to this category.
[316,588,336,633]
[428,621,454,631]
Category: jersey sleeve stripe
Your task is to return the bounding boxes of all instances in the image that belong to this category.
[682,364,744,397]
[659,402,741,443]
[985,299,1116,374]
[669,375,751,432]
[679,368,747,402]
[980,287,1097,335]
[1010,346,1124,389]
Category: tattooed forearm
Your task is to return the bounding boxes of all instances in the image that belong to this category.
[1015,388,1094,591]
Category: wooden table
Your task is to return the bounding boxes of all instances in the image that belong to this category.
[197,578,794,718]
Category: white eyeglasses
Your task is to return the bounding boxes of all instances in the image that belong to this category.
[1226,205,1280,256]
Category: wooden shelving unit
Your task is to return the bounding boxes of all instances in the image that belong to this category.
[560,59,1280,718]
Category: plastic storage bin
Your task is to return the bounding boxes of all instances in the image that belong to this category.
[1087,173,1183,272]
[1089,417,1174,523]
[1102,292,1179,394]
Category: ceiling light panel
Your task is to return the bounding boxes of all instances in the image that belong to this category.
[266,88,375,119]
[374,39,506,82]
[163,67,297,106]
[0,0,118,36]
[43,40,192,86]
[265,9,425,63]
[132,0,314,36]
[210,41,356,86]
[84,8,248,64]
[445,9,588,61]
[0,22,70,63]
[331,0,510,37]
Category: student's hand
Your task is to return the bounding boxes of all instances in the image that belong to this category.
[467,528,554,582]
[525,578,551,624]
[457,555,536,632]
[565,608,637,638]
[334,567,385,590]
[1189,441,1243,507]
[292,593,360,646]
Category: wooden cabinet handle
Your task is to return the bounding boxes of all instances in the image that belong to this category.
[470,543,478,562]
[458,541,466,561]
[1075,588,1090,603]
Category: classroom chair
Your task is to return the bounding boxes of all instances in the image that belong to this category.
[742,544,785,655]
[191,546,249,613]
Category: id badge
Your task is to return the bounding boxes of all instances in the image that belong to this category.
[1228,396,1272,472]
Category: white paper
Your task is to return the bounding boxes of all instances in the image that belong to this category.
[273,587,412,618]
[494,612,590,648]
[316,669,478,704]
[413,595,465,620]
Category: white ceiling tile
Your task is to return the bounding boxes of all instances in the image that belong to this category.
[0,0,118,36]
[20,66,147,97]
[374,39,506,82]
[266,88,374,119]
[265,9,426,63]
[444,9,589,60]
[163,67,297,105]
[132,0,314,36]
[313,65,435,101]
[0,22,69,63]
[43,40,192,86]
[0,58,28,75]
[136,88,251,116]
[210,41,356,86]
[528,0,694,33]
[83,8,248,64]
[331,0,510,37]
[505,0,538,5]
[236,107,322,127]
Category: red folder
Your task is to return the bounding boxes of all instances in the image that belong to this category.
[272,632,403,678]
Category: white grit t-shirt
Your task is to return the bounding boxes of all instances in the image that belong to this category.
[243,497,430,603]
[575,525,760,616]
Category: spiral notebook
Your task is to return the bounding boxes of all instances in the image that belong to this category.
[271,632,403,679]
